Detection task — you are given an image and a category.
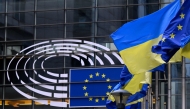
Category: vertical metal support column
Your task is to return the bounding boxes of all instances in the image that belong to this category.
[3,0,8,109]
[155,71,159,109]
[168,63,171,109]
[182,57,186,109]
[148,86,152,109]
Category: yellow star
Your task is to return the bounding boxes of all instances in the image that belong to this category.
[83,86,87,90]
[84,92,88,96]
[102,97,105,101]
[108,85,112,89]
[95,98,99,103]
[106,92,110,96]
[180,13,185,19]
[177,24,183,30]
[89,97,93,101]
[84,79,89,83]
[102,74,106,78]
[89,74,93,78]
[170,33,175,38]
[106,78,110,82]
[96,72,99,76]
[161,38,166,42]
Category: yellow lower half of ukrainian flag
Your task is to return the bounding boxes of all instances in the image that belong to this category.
[182,43,190,59]
[119,36,165,75]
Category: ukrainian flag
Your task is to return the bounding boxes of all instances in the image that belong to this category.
[106,66,151,109]
[111,0,180,75]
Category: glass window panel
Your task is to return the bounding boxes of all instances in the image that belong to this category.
[97,7,127,21]
[159,96,167,109]
[172,95,182,109]
[66,9,94,23]
[4,100,31,109]
[98,0,126,6]
[186,64,190,77]
[4,85,32,99]
[0,14,5,27]
[97,21,126,36]
[186,94,190,109]
[0,28,5,41]
[37,0,64,10]
[171,63,182,78]
[0,0,5,13]
[66,0,95,8]
[161,0,174,2]
[128,5,159,19]
[36,25,64,39]
[7,0,34,12]
[128,0,158,4]
[37,10,64,25]
[5,41,34,56]
[159,80,168,95]
[7,27,34,41]
[7,12,34,26]
[187,79,190,95]
[171,79,182,94]
[0,86,2,99]
[66,23,93,38]
[185,58,190,63]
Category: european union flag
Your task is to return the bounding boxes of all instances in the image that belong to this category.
[152,0,190,62]
[69,67,123,107]
[110,0,180,75]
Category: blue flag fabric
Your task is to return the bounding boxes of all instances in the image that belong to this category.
[152,0,190,62]
[69,67,124,107]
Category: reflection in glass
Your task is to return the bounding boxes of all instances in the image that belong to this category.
[7,27,34,40]
[37,0,64,10]
[4,100,31,109]
[186,79,190,94]
[98,0,126,6]
[186,64,190,77]
[171,79,181,94]
[66,23,93,38]
[4,85,32,99]
[171,95,182,109]
[97,7,127,21]
[36,25,64,39]
[66,0,94,8]
[128,5,159,19]
[67,9,93,23]
[0,14,5,27]
[0,28,5,41]
[7,0,34,12]
[7,12,34,26]
[37,10,64,24]
[171,63,182,78]
[97,21,125,36]
[0,0,5,13]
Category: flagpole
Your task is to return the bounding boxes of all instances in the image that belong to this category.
[168,63,171,109]
[155,71,159,109]
[182,57,186,109]
[181,0,185,107]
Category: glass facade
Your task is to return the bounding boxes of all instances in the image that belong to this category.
[0,0,188,109]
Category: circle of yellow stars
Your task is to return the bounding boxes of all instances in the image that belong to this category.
[161,13,185,42]
[82,72,112,103]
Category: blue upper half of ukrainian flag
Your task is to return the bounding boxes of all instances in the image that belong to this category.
[111,0,180,52]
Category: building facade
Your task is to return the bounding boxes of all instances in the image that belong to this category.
[0,0,189,109]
